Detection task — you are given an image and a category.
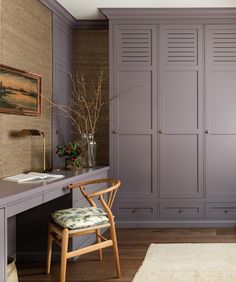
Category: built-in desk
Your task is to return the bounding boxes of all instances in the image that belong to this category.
[0,166,109,282]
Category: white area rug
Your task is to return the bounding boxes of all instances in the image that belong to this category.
[132,243,236,282]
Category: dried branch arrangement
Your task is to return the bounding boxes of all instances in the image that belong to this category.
[70,64,108,136]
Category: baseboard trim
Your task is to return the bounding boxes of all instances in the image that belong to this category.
[116,220,236,228]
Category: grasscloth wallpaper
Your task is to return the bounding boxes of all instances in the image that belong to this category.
[73,30,109,165]
[0,0,52,177]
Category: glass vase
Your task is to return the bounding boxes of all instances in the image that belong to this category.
[83,133,96,167]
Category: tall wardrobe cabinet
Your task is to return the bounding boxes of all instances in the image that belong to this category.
[101,8,236,227]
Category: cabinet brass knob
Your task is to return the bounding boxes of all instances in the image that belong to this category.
[159,129,164,134]
[131,209,136,213]
[205,129,210,134]
[178,209,182,214]
[225,209,230,213]
[112,130,118,134]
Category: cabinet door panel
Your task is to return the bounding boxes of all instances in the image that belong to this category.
[207,71,236,132]
[161,70,198,130]
[160,135,200,198]
[206,135,236,198]
[117,135,153,198]
[118,71,152,130]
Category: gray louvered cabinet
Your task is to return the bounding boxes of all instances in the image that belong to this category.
[205,25,236,199]
[102,8,236,227]
[159,25,203,199]
[110,25,157,206]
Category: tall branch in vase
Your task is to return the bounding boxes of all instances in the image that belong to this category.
[70,65,108,166]
[71,65,107,137]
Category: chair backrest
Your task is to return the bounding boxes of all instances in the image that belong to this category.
[68,179,121,221]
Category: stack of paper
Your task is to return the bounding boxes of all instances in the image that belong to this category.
[3,172,64,183]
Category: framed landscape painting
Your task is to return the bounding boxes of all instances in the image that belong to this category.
[0,64,41,115]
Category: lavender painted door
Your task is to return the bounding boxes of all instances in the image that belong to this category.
[110,25,158,200]
[205,25,236,198]
[159,25,203,198]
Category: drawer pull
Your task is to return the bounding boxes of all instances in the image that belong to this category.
[225,209,230,213]
[178,209,183,214]
[131,209,136,213]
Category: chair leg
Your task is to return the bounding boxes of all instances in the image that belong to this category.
[46,223,53,274]
[60,228,69,282]
[96,229,103,260]
[110,224,121,278]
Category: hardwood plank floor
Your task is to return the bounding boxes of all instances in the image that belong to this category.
[17,228,236,282]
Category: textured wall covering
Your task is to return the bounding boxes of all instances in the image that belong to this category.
[0,0,52,177]
[73,30,109,165]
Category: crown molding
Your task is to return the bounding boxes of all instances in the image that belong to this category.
[39,0,76,26]
[100,8,236,20]
[40,0,108,29]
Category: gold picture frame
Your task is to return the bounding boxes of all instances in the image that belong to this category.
[0,64,41,116]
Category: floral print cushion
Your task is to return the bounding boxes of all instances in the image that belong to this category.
[51,207,109,230]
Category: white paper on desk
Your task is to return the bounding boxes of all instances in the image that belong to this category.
[3,172,64,183]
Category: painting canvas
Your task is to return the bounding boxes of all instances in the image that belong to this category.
[0,64,41,115]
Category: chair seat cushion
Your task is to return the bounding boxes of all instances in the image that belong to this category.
[51,207,109,230]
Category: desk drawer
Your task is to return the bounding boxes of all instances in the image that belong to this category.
[7,195,44,217]
[44,186,70,203]
[206,203,236,219]
[160,203,203,219]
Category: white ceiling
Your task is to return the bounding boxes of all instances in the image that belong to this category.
[56,0,236,20]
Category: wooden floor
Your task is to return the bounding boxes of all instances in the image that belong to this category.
[17,228,236,282]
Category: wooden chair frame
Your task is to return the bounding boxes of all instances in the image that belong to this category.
[46,178,121,282]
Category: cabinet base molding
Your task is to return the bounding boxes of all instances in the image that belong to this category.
[116,220,236,228]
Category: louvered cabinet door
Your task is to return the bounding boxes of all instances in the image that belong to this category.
[159,25,203,198]
[117,27,152,66]
[111,25,157,200]
[205,25,236,198]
